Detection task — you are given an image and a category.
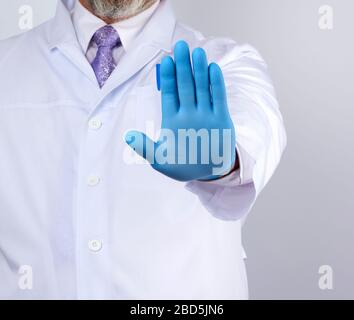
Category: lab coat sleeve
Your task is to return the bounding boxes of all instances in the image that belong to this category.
[185,40,287,221]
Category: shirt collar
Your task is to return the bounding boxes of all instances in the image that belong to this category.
[72,0,161,54]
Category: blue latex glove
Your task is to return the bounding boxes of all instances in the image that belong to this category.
[125,40,236,182]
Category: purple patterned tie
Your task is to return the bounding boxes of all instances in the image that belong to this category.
[91,25,121,88]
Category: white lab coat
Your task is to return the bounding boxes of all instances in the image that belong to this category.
[0,0,286,299]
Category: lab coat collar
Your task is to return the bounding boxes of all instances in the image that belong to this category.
[46,0,176,102]
[47,0,176,53]
[46,0,77,50]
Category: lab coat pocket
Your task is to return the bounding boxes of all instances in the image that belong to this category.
[134,85,162,136]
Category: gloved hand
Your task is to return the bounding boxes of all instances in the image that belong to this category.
[125,40,236,182]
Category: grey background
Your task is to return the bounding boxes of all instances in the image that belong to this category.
[1,0,353,299]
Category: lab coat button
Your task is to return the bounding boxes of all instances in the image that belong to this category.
[88,240,103,252]
[88,118,102,130]
[87,175,101,187]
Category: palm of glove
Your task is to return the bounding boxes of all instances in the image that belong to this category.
[125,40,236,182]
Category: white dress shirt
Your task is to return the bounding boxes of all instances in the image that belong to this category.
[0,0,286,299]
[72,0,161,64]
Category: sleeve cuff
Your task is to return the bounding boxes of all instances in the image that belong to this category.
[184,144,257,221]
[198,143,255,187]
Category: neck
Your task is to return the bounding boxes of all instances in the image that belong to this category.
[79,0,157,24]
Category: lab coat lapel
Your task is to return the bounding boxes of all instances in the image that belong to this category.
[46,0,99,86]
[100,43,162,95]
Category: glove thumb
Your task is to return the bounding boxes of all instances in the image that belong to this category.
[124,130,156,163]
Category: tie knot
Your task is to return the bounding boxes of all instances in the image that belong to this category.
[92,25,121,49]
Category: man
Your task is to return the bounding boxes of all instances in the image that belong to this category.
[0,0,286,299]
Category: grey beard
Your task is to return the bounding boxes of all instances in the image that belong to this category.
[87,0,158,20]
